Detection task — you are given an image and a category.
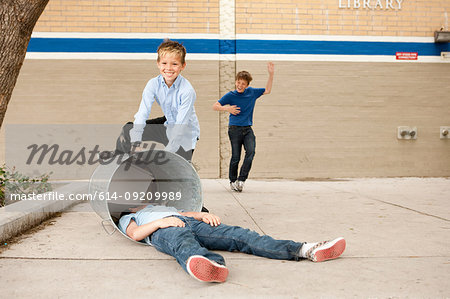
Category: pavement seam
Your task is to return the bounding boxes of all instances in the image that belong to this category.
[216,179,266,235]
[1,256,448,261]
[0,257,173,260]
[321,184,450,222]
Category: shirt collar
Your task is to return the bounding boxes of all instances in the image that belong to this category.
[159,74,182,89]
[233,87,248,95]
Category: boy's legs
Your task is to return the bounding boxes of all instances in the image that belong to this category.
[238,126,256,182]
[186,217,345,263]
[228,126,244,183]
[150,217,345,282]
[150,222,226,273]
[185,217,303,261]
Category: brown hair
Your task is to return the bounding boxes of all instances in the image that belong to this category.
[235,71,252,84]
[157,39,187,64]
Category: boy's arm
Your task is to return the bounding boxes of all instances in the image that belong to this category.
[165,89,196,152]
[212,101,240,115]
[130,82,156,142]
[174,89,196,125]
[125,217,185,241]
[263,62,274,95]
[180,211,221,226]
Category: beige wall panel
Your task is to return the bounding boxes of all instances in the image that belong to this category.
[1,59,449,179]
[0,60,220,179]
[233,60,450,178]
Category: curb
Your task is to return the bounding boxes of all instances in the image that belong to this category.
[0,181,88,243]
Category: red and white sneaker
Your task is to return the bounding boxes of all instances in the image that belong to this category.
[305,237,346,262]
[186,255,229,283]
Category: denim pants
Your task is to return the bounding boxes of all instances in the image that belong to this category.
[150,216,303,273]
[228,126,256,182]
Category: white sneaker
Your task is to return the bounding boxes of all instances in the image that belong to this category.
[186,255,229,283]
[230,181,239,192]
[304,237,346,262]
[236,180,244,192]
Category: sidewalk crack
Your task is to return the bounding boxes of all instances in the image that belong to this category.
[323,185,450,222]
[217,180,266,235]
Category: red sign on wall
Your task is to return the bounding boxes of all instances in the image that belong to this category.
[396,52,418,60]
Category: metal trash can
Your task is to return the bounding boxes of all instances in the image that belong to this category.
[89,148,202,243]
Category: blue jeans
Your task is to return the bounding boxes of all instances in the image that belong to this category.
[150,216,303,273]
[228,126,256,182]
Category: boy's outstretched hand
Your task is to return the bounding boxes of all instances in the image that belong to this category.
[264,62,274,95]
[267,62,274,75]
[201,213,221,226]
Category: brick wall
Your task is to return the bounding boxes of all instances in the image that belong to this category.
[236,0,449,36]
[34,0,449,37]
[34,0,219,33]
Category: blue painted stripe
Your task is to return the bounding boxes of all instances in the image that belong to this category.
[27,37,449,56]
[28,38,219,54]
[219,39,236,54]
[237,40,449,56]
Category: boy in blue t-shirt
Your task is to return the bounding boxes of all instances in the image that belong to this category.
[213,62,274,192]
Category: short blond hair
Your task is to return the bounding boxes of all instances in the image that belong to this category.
[157,39,187,64]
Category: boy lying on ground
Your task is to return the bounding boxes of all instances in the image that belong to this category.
[119,204,346,283]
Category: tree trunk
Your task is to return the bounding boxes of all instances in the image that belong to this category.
[0,0,49,129]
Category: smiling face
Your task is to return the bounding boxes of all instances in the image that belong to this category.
[157,53,186,87]
[235,79,249,93]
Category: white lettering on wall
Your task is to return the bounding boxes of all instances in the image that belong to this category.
[339,0,403,9]
[386,0,394,9]
[375,0,383,9]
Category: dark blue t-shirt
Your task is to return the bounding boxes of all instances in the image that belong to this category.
[218,87,265,126]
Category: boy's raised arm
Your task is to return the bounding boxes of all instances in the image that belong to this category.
[263,62,274,95]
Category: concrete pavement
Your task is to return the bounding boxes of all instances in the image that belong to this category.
[0,178,449,298]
